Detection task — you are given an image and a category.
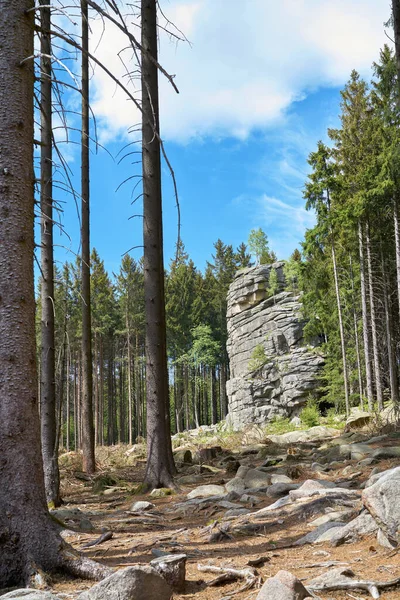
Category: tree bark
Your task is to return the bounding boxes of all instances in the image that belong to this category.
[142,0,175,489]
[331,236,350,416]
[349,254,364,408]
[365,221,383,411]
[0,2,109,585]
[39,0,61,507]
[358,221,374,410]
[381,241,399,404]
[80,0,95,472]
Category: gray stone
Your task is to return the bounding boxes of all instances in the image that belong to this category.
[271,474,293,484]
[266,482,299,498]
[308,510,353,528]
[1,593,61,600]
[225,265,325,429]
[371,446,400,459]
[150,488,174,498]
[236,465,250,479]
[256,570,310,600]
[345,410,371,429]
[240,493,262,505]
[307,567,359,593]
[50,508,93,531]
[362,466,400,544]
[377,528,397,549]
[244,468,271,488]
[130,501,155,513]
[187,484,226,499]
[294,522,346,546]
[77,566,172,600]
[225,478,246,494]
[150,554,186,591]
[329,511,378,547]
[289,479,336,499]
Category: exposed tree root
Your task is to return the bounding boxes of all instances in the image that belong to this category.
[60,541,113,580]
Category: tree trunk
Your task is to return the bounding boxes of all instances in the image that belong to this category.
[393,199,400,321]
[142,0,175,488]
[80,0,95,473]
[381,241,399,404]
[220,364,228,418]
[349,254,364,408]
[331,236,350,416]
[365,221,383,411]
[127,312,133,445]
[211,367,218,424]
[0,2,110,585]
[358,221,374,410]
[39,0,61,507]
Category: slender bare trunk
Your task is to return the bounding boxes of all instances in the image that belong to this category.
[394,199,400,321]
[358,221,374,410]
[381,241,399,404]
[349,254,363,408]
[331,237,350,415]
[365,221,383,411]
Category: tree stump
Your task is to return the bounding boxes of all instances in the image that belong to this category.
[150,553,186,591]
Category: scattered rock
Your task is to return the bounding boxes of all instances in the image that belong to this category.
[371,446,400,459]
[256,569,310,600]
[225,478,246,495]
[130,501,155,513]
[294,522,346,546]
[329,511,378,547]
[76,566,172,600]
[50,508,93,531]
[345,410,371,430]
[150,553,186,591]
[271,474,292,484]
[240,493,262,505]
[173,449,192,464]
[243,468,271,489]
[308,510,353,528]
[266,483,299,498]
[289,479,336,499]
[150,488,174,498]
[377,528,397,549]
[187,484,226,499]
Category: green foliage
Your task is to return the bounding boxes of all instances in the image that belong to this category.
[248,344,268,373]
[300,399,321,428]
[265,416,296,435]
[248,228,277,265]
[268,268,279,297]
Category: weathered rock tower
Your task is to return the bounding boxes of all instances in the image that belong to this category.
[226,263,324,429]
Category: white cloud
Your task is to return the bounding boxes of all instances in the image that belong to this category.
[87,0,390,143]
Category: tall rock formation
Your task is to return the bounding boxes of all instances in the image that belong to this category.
[226,263,324,429]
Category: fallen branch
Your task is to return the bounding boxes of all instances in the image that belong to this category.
[308,568,400,599]
[197,564,260,596]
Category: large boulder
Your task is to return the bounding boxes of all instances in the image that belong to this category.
[77,566,172,600]
[225,264,325,429]
[362,466,400,545]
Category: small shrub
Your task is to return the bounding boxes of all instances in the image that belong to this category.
[265,416,296,435]
[248,344,268,373]
[300,399,320,428]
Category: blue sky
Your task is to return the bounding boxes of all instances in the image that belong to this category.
[50,0,392,275]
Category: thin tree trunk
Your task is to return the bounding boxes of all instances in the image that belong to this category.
[349,254,364,408]
[381,241,399,404]
[66,344,70,452]
[365,221,383,411]
[393,199,400,321]
[39,0,60,507]
[331,236,350,416]
[127,313,133,445]
[358,221,374,410]
[211,367,218,424]
[80,0,95,473]
[220,364,228,418]
[142,0,175,488]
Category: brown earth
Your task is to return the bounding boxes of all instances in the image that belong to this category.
[18,436,400,599]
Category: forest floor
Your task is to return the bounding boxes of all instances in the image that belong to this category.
[42,426,400,599]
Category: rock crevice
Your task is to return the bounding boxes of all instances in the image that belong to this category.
[226,263,324,429]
